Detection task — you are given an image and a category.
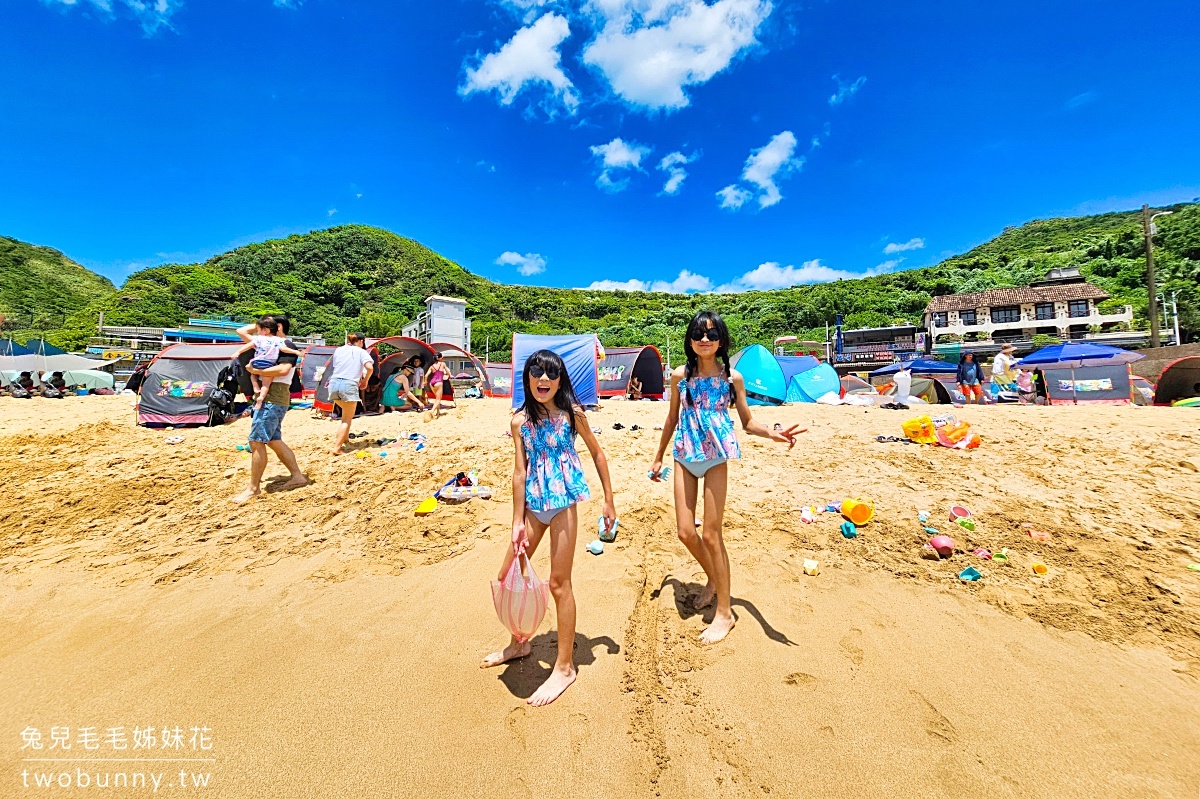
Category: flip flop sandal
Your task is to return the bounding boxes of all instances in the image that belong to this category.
[613,423,625,430]
[630,424,642,431]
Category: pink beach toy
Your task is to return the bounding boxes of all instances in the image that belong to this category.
[948,505,972,524]
[929,535,956,558]
[490,536,549,643]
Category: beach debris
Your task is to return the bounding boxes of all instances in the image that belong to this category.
[1031,562,1048,576]
[613,423,625,430]
[918,510,930,524]
[598,517,619,543]
[958,566,982,582]
[973,548,992,559]
[803,559,820,576]
[586,540,604,555]
[591,426,602,434]
[164,435,184,445]
[348,430,369,439]
[841,498,874,525]
[631,425,642,431]
[415,497,438,515]
[800,507,816,524]
[378,451,388,457]
[923,526,941,535]
[929,535,956,558]
[840,521,858,539]
[992,548,1010,565]
[1027,529,1051,542]
[825,503,840,513]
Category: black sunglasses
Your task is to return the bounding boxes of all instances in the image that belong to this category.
[528,364,561,380]
[689,327,722,342]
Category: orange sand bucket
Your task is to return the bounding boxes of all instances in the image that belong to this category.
[841,498,875,525]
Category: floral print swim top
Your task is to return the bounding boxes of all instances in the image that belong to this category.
[673,375,742,463]
[520,412,592,513]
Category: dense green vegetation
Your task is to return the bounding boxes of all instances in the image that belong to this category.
[3,202,1197,360]
[0,236,117,345]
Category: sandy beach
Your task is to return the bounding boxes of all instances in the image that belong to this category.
[2,395,1199,797]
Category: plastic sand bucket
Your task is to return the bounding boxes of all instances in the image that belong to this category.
[803,559,820,576]
[1032,562,1048,575]
[929,535,955,558]
[587,540,604,555]
[841,498,874,525]
[948,505,972,523]
[76,388,89,396]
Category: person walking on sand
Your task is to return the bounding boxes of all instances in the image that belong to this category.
[481,349,616,707]
[424,352,449,420]
[232,319,308,504]
[957,352,985,405]
[327,333,374,455]
[649,310,803,645]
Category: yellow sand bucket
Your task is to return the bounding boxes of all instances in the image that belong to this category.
[841,498,875,525]
[1031,562,1048,576]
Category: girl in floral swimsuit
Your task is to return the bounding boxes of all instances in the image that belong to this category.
[650,311,804,645]
[480,349,616,707]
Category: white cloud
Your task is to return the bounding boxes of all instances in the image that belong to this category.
[581,0,773,111]
[495,251,548,276]
[714,260,867,292]
[883,237,924,254]
[874,258,903,272]
[1065,91,1098,110]
[460,13,580,115]
[828,74,866,106]
[657,150,698,195]
[44,0,181,35]
[719,130,802,210]
[716,184,751,209]
[586,269,712,293]
[327,208,337,217]
[590,137,651,192]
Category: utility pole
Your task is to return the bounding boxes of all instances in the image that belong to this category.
[1171,291,1181,346]
[1143,205,1160,348]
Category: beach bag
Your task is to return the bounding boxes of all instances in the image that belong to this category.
[10,386,31,399]
[490,536,549,643]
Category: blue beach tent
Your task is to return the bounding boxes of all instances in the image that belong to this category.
[786,362,842,403]
[870,358,958,377]
[729,344,786,405]
[776,354,820,385]
[511,333,600,408]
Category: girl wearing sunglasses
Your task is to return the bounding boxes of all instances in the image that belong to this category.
[650,311,803,645]
[481,349,616,706]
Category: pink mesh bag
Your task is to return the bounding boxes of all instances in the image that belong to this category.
[490,536,549,642]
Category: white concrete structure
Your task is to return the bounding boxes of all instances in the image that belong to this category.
[402,296,473,352]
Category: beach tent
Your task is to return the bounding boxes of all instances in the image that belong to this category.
[598,346,665,399]
[729,345,786,405]
[49,369,114,390]
[298,345,337,398]
[1,370,41,387]
[776,355,820,386]
[136,343,243,426]
[1017,342,1142,405]
[841,374,877,395]
[870,358,958,377]
[1,340,33,357]
[1152,356,1200,406]
[486,362,513,397]
[1041,365,1133,406]
[314,337,438,413]
[26,339,67,356]
[511,333,600,408]
[431,342,493,395]
[786,363,842,403]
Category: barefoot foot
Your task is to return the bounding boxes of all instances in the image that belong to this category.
[528,666,576,707]
[281,474,309,490]
[230,487,260,505]
[692,582,716,610]
[480,640,531,668]
[699,611,736,645]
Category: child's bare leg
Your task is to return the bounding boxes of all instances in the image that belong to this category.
[529,505,578,706]
[673,465,718,609]
[481,514,550,668]
[698,464,734,645]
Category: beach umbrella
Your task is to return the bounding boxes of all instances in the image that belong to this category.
[1015,342,1143,404]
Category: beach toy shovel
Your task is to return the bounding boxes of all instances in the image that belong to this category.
[840,521,858,539]
[415,497,437,515]
[993,548,1010,565]
[958,566,982,582]
[841,498,874,525]
[803,559,820,576]
[1188,564,1200,572]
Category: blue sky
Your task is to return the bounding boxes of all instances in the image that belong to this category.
[2,0,1198,293]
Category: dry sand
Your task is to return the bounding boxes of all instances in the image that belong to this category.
[2,394,1199,797]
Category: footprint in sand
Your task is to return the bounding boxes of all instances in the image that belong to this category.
[505,706,528,753]
[838,628,864,666]
[569,712,589,758]
[818,725,835,738]
[910,689,958,744]
[783,672,817,687]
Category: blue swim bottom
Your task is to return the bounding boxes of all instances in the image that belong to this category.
[674,457,728,478]
[527,503,575,526]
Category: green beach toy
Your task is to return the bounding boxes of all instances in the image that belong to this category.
[992,548,1010,564]
[1187,564,1200,572]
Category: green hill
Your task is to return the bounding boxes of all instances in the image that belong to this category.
[0,236,117,344]
[6,203,1198,356]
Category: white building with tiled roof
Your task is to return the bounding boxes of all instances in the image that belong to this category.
[924,267,1133,343]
